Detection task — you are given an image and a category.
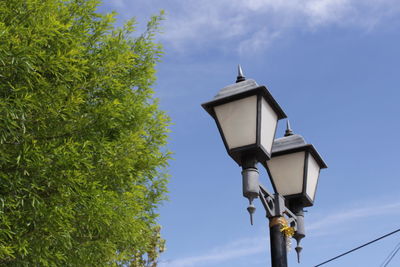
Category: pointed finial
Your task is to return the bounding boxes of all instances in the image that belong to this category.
[295,245,302,263]
[247,199,256,225]
[284,120,294,136]
[236,65,246,83]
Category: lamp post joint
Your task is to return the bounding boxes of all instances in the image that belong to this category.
[258,184,305,265]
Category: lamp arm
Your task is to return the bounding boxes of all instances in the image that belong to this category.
[258,184,298,231]
[258,184,276,217]
[259,184,306,263]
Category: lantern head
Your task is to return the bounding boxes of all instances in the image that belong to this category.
[202,66,287,166]
[265,122,327,207]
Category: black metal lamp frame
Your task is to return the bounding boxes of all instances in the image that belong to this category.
[202,70,286,167]
[266,144,328,207]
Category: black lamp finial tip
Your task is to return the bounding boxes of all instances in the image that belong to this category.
[285,120,294,136]
[295,246,302,263]
[236,64,246,83]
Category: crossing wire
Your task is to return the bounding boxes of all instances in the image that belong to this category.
[381,241,400,267]
[313,228,400,267]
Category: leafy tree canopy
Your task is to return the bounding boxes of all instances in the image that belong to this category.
[0,0,170,265]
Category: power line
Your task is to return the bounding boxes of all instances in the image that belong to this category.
[314,228,400,267]
[381,241,400,267]
[380,241,400,267]
[380,240,400,267]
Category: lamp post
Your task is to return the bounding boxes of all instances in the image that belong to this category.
[201,66,327,267]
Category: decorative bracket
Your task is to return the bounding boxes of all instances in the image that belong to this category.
[241,164,306,263]
[259,184,297,228]
[258,184,304,262]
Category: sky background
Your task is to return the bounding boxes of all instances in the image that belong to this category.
[100,1,400,266]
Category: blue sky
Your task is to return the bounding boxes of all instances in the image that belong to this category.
[100,1,400,266]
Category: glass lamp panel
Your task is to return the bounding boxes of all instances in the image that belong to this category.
[260,97,278,155]
[306,154,321,201]
[267,151,305,196]
[214,95,257,149]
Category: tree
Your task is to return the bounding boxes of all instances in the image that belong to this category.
[0,0,170,265]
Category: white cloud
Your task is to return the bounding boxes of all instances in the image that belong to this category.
[163,3,247,52]
[159,236,267,267]
[237,28,281,55]
[157,0,400,54]
[307,201,400,234]
[304,0,353,27]
[104,0,400,54]
[159,199,400,267]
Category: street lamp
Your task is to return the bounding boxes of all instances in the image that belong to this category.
[201,65,287,167]
[266,121,328,208]
[201,66,327,267]
[266,121,327,263]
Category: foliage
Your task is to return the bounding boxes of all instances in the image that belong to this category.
[0,0,170,265]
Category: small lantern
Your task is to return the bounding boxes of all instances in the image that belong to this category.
[202,66,287,166]
[265,121,327,207]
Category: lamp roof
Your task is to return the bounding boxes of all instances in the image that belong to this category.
[201,66,287,120]
[214,79,259,100]
[272,134,307,153]
[271,122,328,169]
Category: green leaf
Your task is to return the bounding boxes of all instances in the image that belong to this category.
[0,0,170,265]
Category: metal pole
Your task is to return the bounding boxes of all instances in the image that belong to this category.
[269,217,288,267]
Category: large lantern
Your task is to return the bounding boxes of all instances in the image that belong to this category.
[202,66,287,166]
[266,122,327,207]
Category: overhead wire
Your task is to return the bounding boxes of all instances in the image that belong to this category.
[380,240,400,267]
[313,228,400,267]
[381,241,400,267]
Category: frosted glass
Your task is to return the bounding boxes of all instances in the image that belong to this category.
[214,95,257,149]
[306,155,320,201]
[260,98,278,155]
[267,152,305,196]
